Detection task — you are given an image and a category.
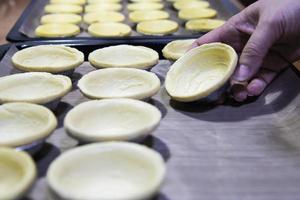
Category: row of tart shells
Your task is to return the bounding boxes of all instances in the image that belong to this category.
[2,41,237,146]
[0,43,167,200]
[8,41,237,104]
[36,0,225,37]
[0,42,238,199]
[1,43,165,199]
[0,141,165,199]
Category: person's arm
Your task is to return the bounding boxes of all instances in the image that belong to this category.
[192,0,300,102]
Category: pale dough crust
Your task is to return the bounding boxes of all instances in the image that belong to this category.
[64,99,161,142]
[165,43,238,102]
[47,142,166,200]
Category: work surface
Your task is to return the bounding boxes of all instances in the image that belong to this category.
[1,44,299,200]
[1,1,300,199]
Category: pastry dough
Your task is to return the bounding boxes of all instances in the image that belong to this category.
[179,8,217,20]
[41,14,82,24]
[129,10,169,23]
[44,4,83,14]
[47,142,166,200]
[35,23,80,37]
[174,0,210,10]
[165,43,238,102]
[131,0,161,2]
[127,2,164,11]
[64,99,161,142]
[162,39,196,60]
[0,148,36,200]
[12,45,84,73]
[88,0,121,3]
[50,0,86,5]
[88,22,131,37]
[0,72,72,104]
[83,11,125,24]
[186,19,225,31]
[85,3,122,12]
[89,45,158,69]
[137,19,178,35]
[0,103,57,147]
[78,68,160,99]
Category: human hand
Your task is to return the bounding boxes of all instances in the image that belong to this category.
[191,0,300,101]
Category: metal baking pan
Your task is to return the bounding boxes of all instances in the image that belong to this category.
[6,0,240,42]
[0,40,300,200]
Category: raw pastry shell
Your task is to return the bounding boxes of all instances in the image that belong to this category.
[0,102,57,147]
[78,68,161,100]
[85,3,122,12]
[137,19,178,35]
[12,45,84,73]
[50,0,86,5]
[88,0,121,3]
[178,8,217,20]
[35,23,80,38]
[64,99,161,142]
[83,11,125,24]
[47,142,166,200]
[162,39,196,60]
[127,2,164,11]
[0,148,36,200]
[44,4,83,14]
[129,10,169,23]
[88,45,159,69]
[174,0,210,10]
[0,72,72,104]
[41,14,82,24]
[131,0,161,2]
[186,19,225,31]
[165,42,238,102]
[88,22,131,37]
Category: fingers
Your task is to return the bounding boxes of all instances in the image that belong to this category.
[232,21,279,82]
[231,69,276,102]
[246,69,277,96]
[231,83,248,102]
[190,3,259,51]
[231,51,289,102]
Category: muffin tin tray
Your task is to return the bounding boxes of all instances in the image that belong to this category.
[6,0,240,42]
[0,40,300,200]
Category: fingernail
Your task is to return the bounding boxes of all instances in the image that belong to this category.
[247,79,266,96]
[234,90,248,102]
[232,65,251,82]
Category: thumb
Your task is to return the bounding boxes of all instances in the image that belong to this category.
[232,22,278,82]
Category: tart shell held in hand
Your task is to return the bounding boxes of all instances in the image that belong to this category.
[165,42,238,102]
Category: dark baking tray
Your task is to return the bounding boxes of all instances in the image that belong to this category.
[6,0,240,42]
[1,40,300,200]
